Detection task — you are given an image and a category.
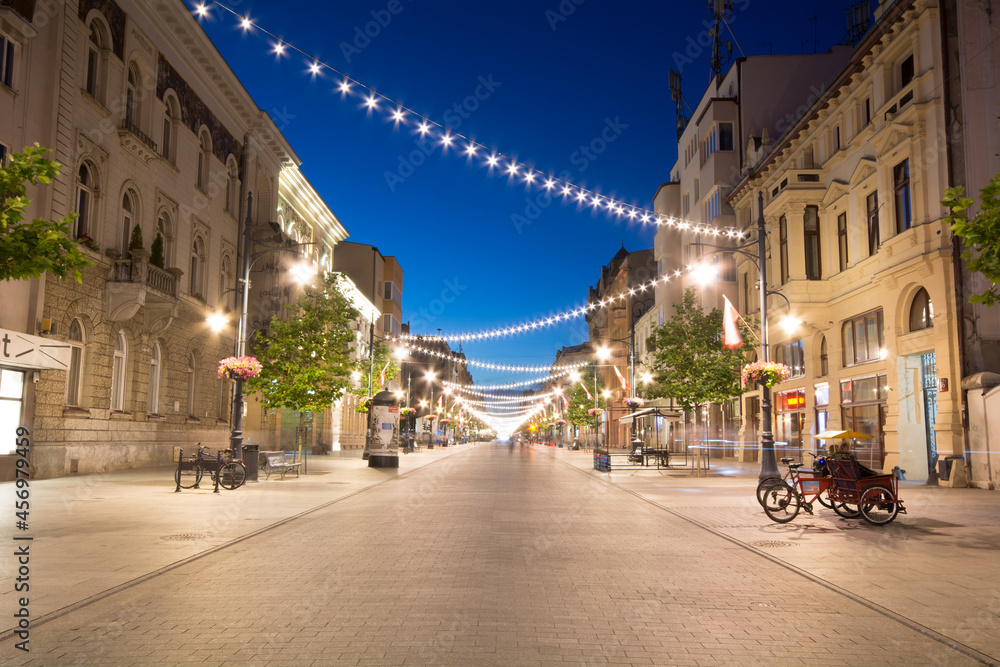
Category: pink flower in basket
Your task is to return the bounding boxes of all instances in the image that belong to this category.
[587,407,603,416]
[218,356,262,381]
[622,396,644,408]
[741,361,792,388]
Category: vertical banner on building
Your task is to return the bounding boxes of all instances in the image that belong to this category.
[369,404,399,457]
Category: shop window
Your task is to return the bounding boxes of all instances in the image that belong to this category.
[0,369,24,453]
[840,374,887,469]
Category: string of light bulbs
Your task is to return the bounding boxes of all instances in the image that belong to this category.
[399,341,590,374]
[442,368,576,392]
[396,263,724,342]
[194,1,743,240]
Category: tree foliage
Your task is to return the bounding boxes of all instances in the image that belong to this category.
[646,288,754,413]
[564,365,606,426]
[0,145,92,283]
[247,272,360,412]
[943,173,1000,307]
[349,339,400,397]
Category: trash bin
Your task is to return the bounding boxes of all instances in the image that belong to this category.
[938,455,963,481]
[243,439,260,483]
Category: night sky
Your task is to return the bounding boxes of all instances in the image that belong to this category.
[193,0,861,388]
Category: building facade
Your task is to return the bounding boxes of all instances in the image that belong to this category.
[728,0,963,481]
[0,0,350,477]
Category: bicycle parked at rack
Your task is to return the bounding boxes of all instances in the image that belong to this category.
[174,444,247,491]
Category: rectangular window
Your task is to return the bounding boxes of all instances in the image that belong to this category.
[834,126,840,151]
[804,206,821,280]
[900,55,914,88]
[839,374,887,469]
[384,282,393,300]
[866,191,880,256]
[779,215,789,284]
[864,98,871,126]
[0,33,14,88]
[838,212,848,272]
[718,122,734,151]
[842,309,884,366]
[775,339,805,377]
[719,252,736,283]
[894,160,911,233]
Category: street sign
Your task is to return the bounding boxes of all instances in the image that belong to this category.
[0,328,71,371]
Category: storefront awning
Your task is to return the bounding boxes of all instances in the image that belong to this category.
[619,407,683,424]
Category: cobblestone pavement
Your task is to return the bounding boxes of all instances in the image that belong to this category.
[4,443,998,666]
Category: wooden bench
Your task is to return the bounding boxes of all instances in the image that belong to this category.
[259,451,302,480]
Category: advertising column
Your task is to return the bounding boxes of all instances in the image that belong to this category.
[368,389,399,468]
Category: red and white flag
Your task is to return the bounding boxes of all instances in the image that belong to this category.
[377,360,391,388]
[580,382,593,401]
[613,365,629,391]
[722,295,742,349]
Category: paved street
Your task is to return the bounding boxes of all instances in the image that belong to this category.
[3,442,1000,666]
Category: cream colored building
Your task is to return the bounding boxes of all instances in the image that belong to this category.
[0,0,352,477]
[728,0,961,482]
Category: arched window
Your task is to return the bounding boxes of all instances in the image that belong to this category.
[111,331,127,412]
[819,335,828,377]
[909,288,933,331]
[197,130,211,190]
[120,189,137,257]
[155,212,172,268]
[148,340,161,414]
[75,162,95,239]
[66,319,85,407]
[190,235,205,297]
[225,158,239,214]
[186,353,197,416]
[161,94,179,163]
[124,63,139,128]
[85,20,108,100]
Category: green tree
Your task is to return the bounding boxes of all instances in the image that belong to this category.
[646,288,754,414]
[564,365,606,426]
[247,272,360,412]
[150,233,165,269]
[350,339,400,398]
[0,145,92,282]
[943,173,1000,306]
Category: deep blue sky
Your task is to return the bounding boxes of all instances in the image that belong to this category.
[194,0,859,386]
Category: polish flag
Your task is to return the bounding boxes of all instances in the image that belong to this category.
[377,360,391,388]
[723,295,742,349]
[613,365,629,391]
[580,382,593,401]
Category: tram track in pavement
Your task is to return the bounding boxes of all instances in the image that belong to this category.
[546,449,1000,667]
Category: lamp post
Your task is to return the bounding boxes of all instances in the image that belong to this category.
[756,191,779,480]
[425,370,436,447]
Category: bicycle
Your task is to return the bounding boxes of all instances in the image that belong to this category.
[174,444,247,490]
[756,453,833,510]
[761,457,860,523]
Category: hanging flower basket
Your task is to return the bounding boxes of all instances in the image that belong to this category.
[742,361,792,388]
[587,407,604,416]
[622,396,644,409]
[439,417,452,424]
[425,414,437,420]
[554,419,568,425]
[355,396,373,413]
[400,407,417,417]
[217,356,262,381]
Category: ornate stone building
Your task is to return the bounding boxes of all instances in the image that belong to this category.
[728,0,963,481]
[0,0,345,477]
